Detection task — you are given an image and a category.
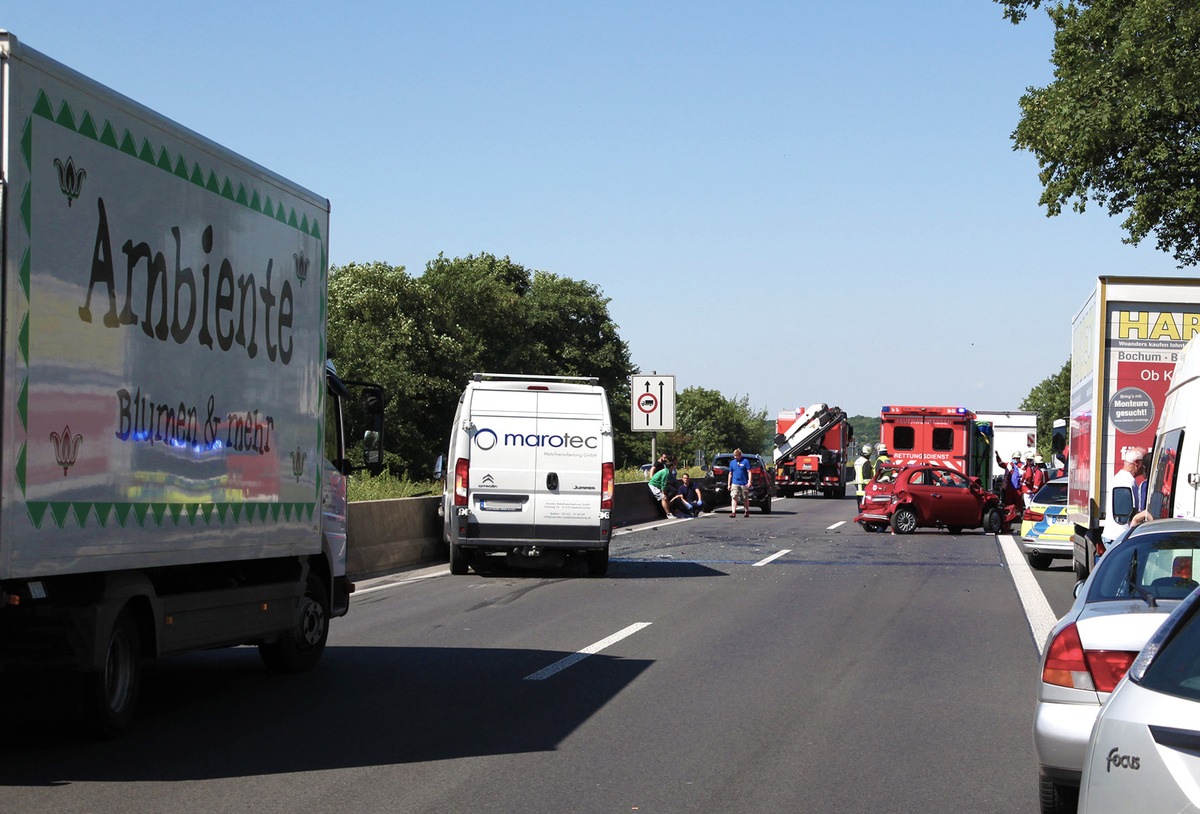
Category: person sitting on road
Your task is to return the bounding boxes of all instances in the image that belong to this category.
[670,472,705,518]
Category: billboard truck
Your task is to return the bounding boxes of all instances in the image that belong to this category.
[0,31,384,735]
[1069,277,1200,581]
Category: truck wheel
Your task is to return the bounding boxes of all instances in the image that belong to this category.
[449,543,471,575]
[891,507,917,534]
[86,607,141,738]
[586,548,609,577]
[259,573,329,674]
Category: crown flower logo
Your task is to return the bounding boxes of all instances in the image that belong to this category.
[53,156,86,206]
[50,426,83,476]
[290,447,307,482]
[293,252,309,287]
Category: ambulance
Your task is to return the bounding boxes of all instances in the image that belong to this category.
[878,405,994,479]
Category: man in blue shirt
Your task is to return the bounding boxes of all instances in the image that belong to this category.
[671,472,705,518]
[727,448,752,518]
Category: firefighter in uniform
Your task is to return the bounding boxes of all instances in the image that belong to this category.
[853,444,874,509]
[875,443,892,470]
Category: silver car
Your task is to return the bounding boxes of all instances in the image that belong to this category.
[1077,579,1200,813]
[1033,518,1200,814]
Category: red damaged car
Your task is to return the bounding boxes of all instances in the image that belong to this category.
[855,463,1003,535]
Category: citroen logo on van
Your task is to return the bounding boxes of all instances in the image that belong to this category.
[474,428,498,450]
[481,474,496,487]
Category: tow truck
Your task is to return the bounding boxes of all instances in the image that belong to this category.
[772,404,853,498]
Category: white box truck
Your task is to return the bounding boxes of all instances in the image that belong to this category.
[975,410,1038,464]
[441,373,615,576]
[0,32,382,734]
[1069,276,1200,580]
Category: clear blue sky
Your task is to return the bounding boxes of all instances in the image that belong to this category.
[6,2,1190,419]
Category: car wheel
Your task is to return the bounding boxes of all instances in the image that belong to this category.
[983,507,1003,534]
[586,548,609,577]
[891,506,917,534]
[1038,775,1078,814]
[760,497,772,514]
[1027,553,1053,570]
[449,543,471,575]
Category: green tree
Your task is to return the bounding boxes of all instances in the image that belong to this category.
[997,0,1200,265]
[1021,359,1071,457]
[674,387,769,463]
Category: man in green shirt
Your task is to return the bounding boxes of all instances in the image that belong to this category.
[648,462,674,518]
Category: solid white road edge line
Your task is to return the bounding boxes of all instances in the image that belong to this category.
[997,532,1058,654]
[827,520,847,530]
[753,550,791,567]
[353,568,450,596]
[524,622,653,681]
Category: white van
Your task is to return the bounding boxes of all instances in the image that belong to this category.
[1141,336,1200,521]
[441,374,615,576]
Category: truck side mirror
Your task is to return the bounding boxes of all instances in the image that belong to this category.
[433,454,444,481]
[1112,486,1135,525]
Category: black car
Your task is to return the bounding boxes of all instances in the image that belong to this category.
[703,453,774,513]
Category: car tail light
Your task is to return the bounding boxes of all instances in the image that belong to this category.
[601,462,614,509]
[1023,508,1044,522]
[1042,622,1137,693]
[454,458,469,506]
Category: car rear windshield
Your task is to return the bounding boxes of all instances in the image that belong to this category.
[1088,531,1200,603]
[1033,481,1068,505]
[1137,596,1200,702]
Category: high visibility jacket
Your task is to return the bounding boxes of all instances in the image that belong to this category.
[853,456,873,496]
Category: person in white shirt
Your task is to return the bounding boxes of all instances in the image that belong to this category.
[1102,447,1144,540]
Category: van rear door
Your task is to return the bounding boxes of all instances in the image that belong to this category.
[532,389,605,539]
[468,387,539,539]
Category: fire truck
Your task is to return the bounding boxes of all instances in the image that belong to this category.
[772,404,853,498]
[878,405,994,480]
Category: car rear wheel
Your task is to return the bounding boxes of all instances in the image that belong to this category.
[891,507,917,534]
[760,497,772,514]
[1027,553,1053,570]
[1038,776,1077,814]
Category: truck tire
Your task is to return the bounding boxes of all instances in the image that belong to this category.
[86,607,141,739]
[259,573,329,674]
[586,548,609,577]
[449,543,470,575]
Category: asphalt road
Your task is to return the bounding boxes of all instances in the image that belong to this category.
[0,494,1080,814]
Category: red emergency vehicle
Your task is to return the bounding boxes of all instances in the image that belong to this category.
[878,405,993,479]
[773,405,853,498]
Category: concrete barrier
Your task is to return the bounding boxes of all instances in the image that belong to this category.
[345,481,667,579]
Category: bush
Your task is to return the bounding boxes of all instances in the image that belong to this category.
[348,471,441,502]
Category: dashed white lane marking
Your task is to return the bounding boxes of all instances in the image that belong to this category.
[524,622,653,681]
[997,533,1058,654]
[753,549,792,567]
[827,520,847,530]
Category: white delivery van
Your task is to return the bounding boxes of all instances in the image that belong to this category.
[1141,335,1200,521]
[441,374,615,576]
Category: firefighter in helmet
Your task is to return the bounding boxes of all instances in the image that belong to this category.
[875,442,892,470]
[853,444,874,510]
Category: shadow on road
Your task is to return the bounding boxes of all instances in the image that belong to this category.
[0,643,651,784]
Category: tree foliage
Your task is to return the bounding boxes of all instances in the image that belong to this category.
[1021,359,1071,456]
[671,387,770,463]
[997,0,1200,265]
[327,254,636,476]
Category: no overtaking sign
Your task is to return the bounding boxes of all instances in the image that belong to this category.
[631,375,675,432]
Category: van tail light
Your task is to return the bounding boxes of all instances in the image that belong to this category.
[1023,508,1044,522]
[454,458,469,507]
[1042,622,1137,693]
[601,463,614,510]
